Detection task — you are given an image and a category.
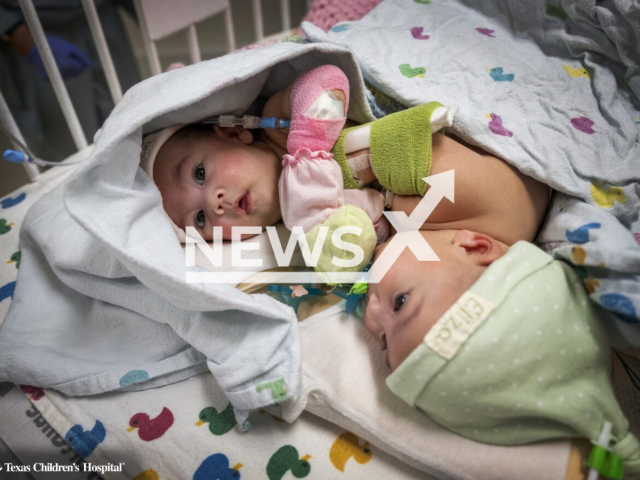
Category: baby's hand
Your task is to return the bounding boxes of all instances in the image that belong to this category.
[287,65,350,155]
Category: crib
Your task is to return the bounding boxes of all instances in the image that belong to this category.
[1,0,639,479]
[0,2,444,478]
[0,0,310,190]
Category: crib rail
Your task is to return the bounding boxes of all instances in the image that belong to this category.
[2,0,307,181]
[18,0,89,156]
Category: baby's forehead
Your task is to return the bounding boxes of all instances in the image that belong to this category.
[166,128,215,151]
[373,231,441,262]
[157,130,215,168]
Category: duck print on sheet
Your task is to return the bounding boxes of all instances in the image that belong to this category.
[128,407,174,441]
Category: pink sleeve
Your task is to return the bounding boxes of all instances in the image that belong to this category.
[343,188,384,223]
[279,149,345,232]
[344,188,390,243]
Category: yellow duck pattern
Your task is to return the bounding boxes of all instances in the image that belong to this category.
[133,470,160,480]
[562,65,590,78]
[329,431,373,472]
[571,246,604,294]
[590,181,627,208]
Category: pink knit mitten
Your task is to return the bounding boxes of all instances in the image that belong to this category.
[287,64,350,155]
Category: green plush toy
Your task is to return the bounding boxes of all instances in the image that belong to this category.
[303,204,377,285]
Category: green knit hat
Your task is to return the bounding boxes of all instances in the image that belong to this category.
[387,242,640,479]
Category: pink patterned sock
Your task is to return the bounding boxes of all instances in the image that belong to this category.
[287,64,350,155]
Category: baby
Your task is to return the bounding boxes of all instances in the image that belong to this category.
[141,122,283,242]
[140,64,354,243]
[365,229,640,477]
[142,64,547,257]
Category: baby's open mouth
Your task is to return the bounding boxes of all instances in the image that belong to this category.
[235,192,252,214]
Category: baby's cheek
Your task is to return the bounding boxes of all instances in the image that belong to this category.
[391,330,425,370]
[403,314,437,354]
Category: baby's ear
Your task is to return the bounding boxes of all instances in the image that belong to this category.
[213,124,254,144]
[453,230,503,266]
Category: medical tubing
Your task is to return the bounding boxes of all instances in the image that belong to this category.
[1,123,82,167]
[201,115,290,129]
[3,148,82,167]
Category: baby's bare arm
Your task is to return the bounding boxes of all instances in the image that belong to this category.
[391,134,550,245]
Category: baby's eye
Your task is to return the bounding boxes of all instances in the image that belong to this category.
[394,294,408,312]
[196,210,206,228]
[380,334,387,352]
[194,164,205,185]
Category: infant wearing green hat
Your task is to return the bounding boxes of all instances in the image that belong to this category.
[365,230,640,479]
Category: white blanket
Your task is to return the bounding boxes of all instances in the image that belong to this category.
[0,42,376,420]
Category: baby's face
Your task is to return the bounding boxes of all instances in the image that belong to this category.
[154,125,282,241]
[364,230,504,371]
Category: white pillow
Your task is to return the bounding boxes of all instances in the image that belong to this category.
[285,305,571,480]
[190,227,571,480]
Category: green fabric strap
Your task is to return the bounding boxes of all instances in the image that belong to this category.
[370,101,442,196]
[332,102,443,195]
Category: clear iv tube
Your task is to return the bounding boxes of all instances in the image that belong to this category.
[200,115,290,129]
[0,122,82,167]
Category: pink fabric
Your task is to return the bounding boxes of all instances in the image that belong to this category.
[297,0,384,34]
[287,65,350,155]
[344,188,384,223]
[280,64,388,242]
[373,217,390,243]
[279,149,345,232]
[344,189,390,243]
[279,149,388,242]
[166,62,186,71]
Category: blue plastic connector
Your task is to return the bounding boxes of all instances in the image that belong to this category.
[259,117,290,129]
[3,149,29,163]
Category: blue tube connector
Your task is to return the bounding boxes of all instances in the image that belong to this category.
[259,117,291,129]
[3,149,80,167]
[3,149,30,163]
[200,115,290,130]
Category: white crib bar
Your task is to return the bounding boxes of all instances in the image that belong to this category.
[224,3,236,52]
[252,0,265,41]
[80,0,123,104]
[0,89,40,180]
[132,0,163,76]
[187,25,202,65]
[281,0,291,31]
[18,0,88,151]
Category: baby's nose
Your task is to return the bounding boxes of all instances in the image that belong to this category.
[364,293,384,336]
[209,188,225,215]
